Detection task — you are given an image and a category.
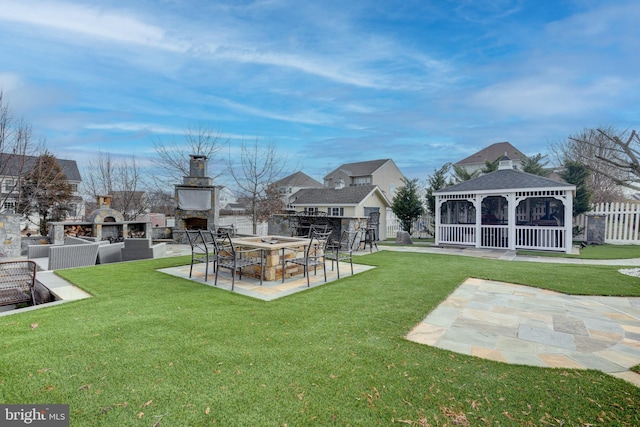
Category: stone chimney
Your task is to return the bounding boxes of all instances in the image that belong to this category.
[184,155,212,187]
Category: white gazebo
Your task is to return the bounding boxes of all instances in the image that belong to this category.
[434,160,576,253]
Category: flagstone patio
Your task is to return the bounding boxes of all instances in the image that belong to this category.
[158,261,375,301]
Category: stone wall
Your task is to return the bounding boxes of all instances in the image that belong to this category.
[0,214,21,258]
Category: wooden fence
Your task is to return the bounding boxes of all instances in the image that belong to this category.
[575,203,640,244]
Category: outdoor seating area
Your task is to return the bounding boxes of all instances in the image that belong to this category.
[26,236,167,271]
[159,249,374,301]
[27,237,101,271]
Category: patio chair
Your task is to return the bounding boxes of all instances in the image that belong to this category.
[326,230,358,279]
[0,260,37,307]
[185,230,214,281]
[213,232,265,291]
[307,224,329,237]
[361,211,380,252]
[282,230,329,287]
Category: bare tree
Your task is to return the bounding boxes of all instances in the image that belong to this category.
[147,189,175,216]
[228,139,286,234]
[552,127,628,202]
[0,91,44,214]
[152,123,227,185]
[82,151,149,220]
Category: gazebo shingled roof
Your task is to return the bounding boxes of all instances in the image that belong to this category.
[435,168,574,193]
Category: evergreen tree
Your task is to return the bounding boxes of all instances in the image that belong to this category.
[18,152,72,235]
[560,160,592,216]
[391,178,424,234]
[481,158,500,174]
[521,153,550,177]
[426,163,452,223]
[452,164,480,183]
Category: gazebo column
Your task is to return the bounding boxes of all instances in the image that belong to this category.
[474,195,482,248]
[435,195,442,246]
[507,193,516,251]
[564,191,574,254]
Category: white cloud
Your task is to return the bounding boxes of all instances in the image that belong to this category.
[0,0,184,51]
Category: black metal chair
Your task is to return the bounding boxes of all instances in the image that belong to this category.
[213,232,265,290]
[200,229,225,278]
[282,230,330,287]
[361,211,380,252]
[0,260,37,307]
[326,230,358,279]
[185,230,214,281]
[307,224,329,237]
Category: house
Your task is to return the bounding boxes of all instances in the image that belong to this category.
[323,159,405,200]
[434,158,575,253]
[274,171,323,209]
[454,142,526,174]
[0,153,84,227]
[290,185,391,240]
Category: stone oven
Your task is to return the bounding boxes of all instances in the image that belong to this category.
[173,155,220,243]
[48,195,151,245]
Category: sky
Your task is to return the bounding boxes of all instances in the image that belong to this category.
[1,0,639,189]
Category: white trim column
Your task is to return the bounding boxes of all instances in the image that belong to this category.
[474,195,482,248]
[565,190,574,254]
[507,192,516,251]
[435,195,442,246]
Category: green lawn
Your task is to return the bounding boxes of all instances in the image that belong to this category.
[2,252,640,426]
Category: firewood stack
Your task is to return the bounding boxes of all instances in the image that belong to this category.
[64,225,92,237]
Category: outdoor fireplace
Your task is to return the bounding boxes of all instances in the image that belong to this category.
[173,155,220,243]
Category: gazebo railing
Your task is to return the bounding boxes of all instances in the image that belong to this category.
[437,224,566,251]
[481,225,509,248]
[438,224,476,245]
[516,225,565,250]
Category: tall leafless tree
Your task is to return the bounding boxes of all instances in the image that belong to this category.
[0,91,45,214]
[82,151,149,220]
[551,127,629,202]
[228,138,286,234]
[152,123,227,185]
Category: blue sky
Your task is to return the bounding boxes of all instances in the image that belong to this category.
[1,0,638,188]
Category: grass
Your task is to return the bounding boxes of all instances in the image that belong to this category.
[1,252,640,426]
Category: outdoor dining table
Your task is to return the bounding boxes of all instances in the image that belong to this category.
[231,236,312,281]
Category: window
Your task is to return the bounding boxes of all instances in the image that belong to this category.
[2,201,16,214]
[352,177,371,186]
[304,207,318,215]
[3,179,15,192]
[69,183,78,192]
[328,207,344,216]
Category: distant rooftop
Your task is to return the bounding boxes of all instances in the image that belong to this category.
[454,142,525,167]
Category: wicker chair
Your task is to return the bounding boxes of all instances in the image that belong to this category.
[121,238,166,261]
[28,241,100,270]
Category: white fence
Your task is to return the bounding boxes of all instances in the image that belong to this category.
[385,210,433,240]
[217,216,268,236]
[575,202,640,244]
